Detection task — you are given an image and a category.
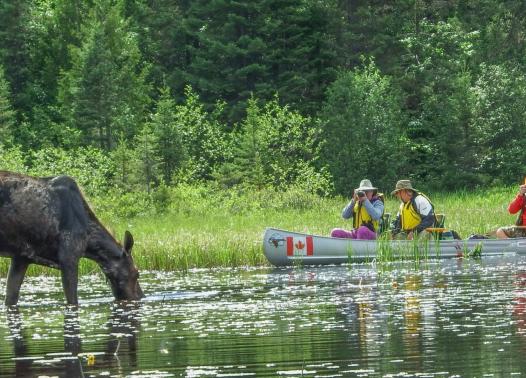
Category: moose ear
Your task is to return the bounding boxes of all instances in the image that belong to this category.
[124,231,134,253]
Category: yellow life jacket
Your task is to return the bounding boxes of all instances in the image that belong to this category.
[399,192,434,231]
[352,196,383,232]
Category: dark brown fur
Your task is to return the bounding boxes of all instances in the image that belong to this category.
[0,171,143,305]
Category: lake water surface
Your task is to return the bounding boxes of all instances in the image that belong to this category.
[1,256,526,377]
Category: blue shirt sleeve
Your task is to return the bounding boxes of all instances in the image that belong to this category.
[363,199,384,220]
[341,199,355,219]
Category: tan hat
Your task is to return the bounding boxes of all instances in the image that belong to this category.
[356,179,377,191]
[391,179,417,195]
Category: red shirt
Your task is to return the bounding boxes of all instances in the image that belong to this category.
[509,194,526,224]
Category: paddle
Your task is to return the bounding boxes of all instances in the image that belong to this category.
[425,227,448,233]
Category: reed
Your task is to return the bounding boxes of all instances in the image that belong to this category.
[0,185,520,275]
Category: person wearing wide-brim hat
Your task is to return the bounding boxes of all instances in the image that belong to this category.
[331,179,384,240]
[390,179,436,240]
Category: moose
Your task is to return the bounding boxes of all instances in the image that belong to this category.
[0,171,144,305]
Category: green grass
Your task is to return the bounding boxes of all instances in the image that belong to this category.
[0,185,521,275]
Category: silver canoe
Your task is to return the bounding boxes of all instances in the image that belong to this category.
[263,227,526,266]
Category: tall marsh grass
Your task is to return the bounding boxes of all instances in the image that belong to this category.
[0,184,521,275]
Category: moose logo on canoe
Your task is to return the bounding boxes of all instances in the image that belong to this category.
[0,171,144,305]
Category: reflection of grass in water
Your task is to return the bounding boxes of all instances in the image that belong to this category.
[0,186,517,275]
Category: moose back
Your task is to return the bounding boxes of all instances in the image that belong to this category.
[0,171,143,305]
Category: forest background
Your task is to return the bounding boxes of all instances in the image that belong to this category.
[1,1,526,259]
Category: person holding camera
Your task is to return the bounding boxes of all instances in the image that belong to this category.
[495,183,526,239]
[390,179,435,240]
[331,179,384,240]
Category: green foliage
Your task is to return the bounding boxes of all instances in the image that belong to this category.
[180,0,345,121]
[400,19,480,188]
[4,1,526,194]
[0,65,15,145]
[321,60,404,195]
[58,0,150,149]
[0,0,31,114]
[216,96,330,194]
[173,86,230,181]
[147,86,187,184]
[93,188,152,219]
[0,144,27,173]
[471,64,526,182]
[28,146,115,196]
[133,123,161,193]
[110,134,134,190]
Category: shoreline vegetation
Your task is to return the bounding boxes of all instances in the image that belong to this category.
[2,2,526,278]
[0,184,519,276]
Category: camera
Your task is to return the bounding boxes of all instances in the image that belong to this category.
[357,190,366,198]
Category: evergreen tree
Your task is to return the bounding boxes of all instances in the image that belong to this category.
[173,86,229,181]
[0,0,31,116]
[471,64,526,184]
[121,0,188,103]
[215,99,267,189]
[217,95,327,192]
[181,0,345,121]
[183,0,268,122]
[134,123,160,193]
[58,0,150,150]
[321,60,404,195]
[0,65,15,145]
[400,19,479,188]
[148,86,187,184]
[261,0,345,116]
[111,134,134,189]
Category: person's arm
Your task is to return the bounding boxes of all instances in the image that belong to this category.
[341,199,356,219]
[390,212,401,234]
[362,199,384,220]
[509,186,526,214]
[415,212,435,233]
[414,195,435,233]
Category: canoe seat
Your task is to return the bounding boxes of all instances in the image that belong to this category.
[435,213,446,228]
[379,212,391,234]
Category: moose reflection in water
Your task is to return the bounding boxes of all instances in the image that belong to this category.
[4,303,141,377]
[0,171,143,305]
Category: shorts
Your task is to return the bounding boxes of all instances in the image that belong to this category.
[500,226,526,238]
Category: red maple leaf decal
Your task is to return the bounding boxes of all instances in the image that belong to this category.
[295,240,305,250]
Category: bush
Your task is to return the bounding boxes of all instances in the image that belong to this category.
[28,147,115,196]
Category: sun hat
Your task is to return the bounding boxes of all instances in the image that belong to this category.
[355,179,377,192]
[391,179,417,195]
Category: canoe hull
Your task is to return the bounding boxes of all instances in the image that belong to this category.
[263,228,526,266]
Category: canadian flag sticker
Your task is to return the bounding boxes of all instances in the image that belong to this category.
[287,236,313,256]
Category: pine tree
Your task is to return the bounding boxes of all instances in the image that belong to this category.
[0,0,31,116]
[148,86,187,184]
[134,123,160,193]
[173,86,229,181]
[321,61,404,195]
[58,0,150,150]
[0,65,15,145]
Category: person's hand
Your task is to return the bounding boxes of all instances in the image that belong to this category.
[407,231,414,240]
[520,185,526,196]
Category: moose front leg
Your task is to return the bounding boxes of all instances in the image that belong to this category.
[5,257,30,306]
[58,235,86,306]
[60,261,79,305]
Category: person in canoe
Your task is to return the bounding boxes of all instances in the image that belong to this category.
[390,179,436,240]
[330,179,384,240]
[496,183,526,239]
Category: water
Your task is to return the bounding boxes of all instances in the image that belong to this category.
[1,256,526,377]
